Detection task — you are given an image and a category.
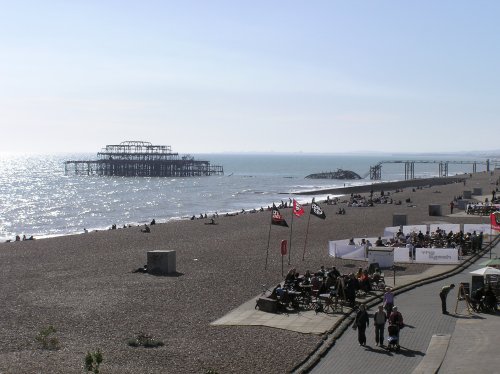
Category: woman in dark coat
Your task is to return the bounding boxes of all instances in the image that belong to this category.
[354,304,370,346]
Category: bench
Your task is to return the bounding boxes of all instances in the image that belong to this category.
[255,297,278,313]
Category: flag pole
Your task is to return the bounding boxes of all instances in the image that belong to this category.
[490,217,493,259]
[302,200,313,261]
[265,211,273,270]
[289,204,294,265]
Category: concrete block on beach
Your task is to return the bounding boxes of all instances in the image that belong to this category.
[463,190,472,199]
[147,250,176,275]
[428,204,442,216]
[472,187,482,196]
[392,214,407,226]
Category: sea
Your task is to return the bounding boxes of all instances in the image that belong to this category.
[0,152,489,242]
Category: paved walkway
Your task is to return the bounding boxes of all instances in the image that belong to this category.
[308,239,500,374]
[212,265,456,335]
[212,234,499,373]
[211,296,340,335]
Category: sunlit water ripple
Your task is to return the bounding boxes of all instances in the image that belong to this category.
[0,153,484,241]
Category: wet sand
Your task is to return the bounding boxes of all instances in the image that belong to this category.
[0,171,496,373]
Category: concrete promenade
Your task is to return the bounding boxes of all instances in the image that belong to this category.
[212,265,456,335]
[308,239,500,374]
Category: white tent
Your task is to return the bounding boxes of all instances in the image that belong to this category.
[469,267,500,276]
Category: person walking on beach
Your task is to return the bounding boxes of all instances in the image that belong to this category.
[383,287,394,314]
[354,304,369,346]
[373,305,387,347]
[450,201,454,214]
[440,284,455,314]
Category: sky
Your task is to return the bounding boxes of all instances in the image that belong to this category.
[1,1,499,154]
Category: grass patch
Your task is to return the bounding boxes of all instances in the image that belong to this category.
[35,325,60,350]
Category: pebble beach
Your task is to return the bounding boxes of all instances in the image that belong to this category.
[0,171,497,373]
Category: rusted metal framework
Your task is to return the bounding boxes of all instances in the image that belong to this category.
[369,159,490,180]
[65,141,223,177]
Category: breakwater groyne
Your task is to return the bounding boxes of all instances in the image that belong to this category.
[298,176,466,195]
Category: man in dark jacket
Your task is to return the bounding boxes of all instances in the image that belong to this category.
[355,304,369,346]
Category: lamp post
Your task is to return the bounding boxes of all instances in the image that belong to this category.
[391,265,396,286]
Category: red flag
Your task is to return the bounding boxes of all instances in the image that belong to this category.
[491,212,500,231]
[293,199,305,217]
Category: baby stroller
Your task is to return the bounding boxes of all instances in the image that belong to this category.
[387,324,400,351]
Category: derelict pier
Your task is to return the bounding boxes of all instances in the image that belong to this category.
[65,141,224,177]
[369,159,490,180]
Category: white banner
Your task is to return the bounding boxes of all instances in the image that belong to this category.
[367,247,394,267]
[383,226,400,238]
[403,224,427,235]
[394,247,411,263]
[342,245,367,260]
[328,242,362,258]
[463,224,492,234]
[328,242,366,259]
[415,248,459,264]
[429,223,460,234]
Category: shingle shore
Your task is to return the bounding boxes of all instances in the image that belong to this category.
[0,171,496,373]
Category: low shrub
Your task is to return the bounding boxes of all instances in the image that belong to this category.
[85,349,103,374]
[35,325,60,350]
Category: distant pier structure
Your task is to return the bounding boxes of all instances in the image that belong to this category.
[65,141,224,177]
[369,159,490,180]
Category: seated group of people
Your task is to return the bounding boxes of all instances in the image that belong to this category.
[326,196,340,205]
[356,266,384,292]
[283,266,340,292]
[10,234,35,242]
[348,191,395,208]
[466,202,499,216]
[377,228,483,254]
[278,264,384,308]
[471,285,498,312]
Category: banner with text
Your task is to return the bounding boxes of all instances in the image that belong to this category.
[415,247,459,264]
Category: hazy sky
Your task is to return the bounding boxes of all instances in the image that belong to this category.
[1,1,499,154]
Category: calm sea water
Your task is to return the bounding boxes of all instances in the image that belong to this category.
[0,152,488,241]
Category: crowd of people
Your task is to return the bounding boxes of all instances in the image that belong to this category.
[375,227,483,256]
[466,201,500,215]
[270,264,386,312]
